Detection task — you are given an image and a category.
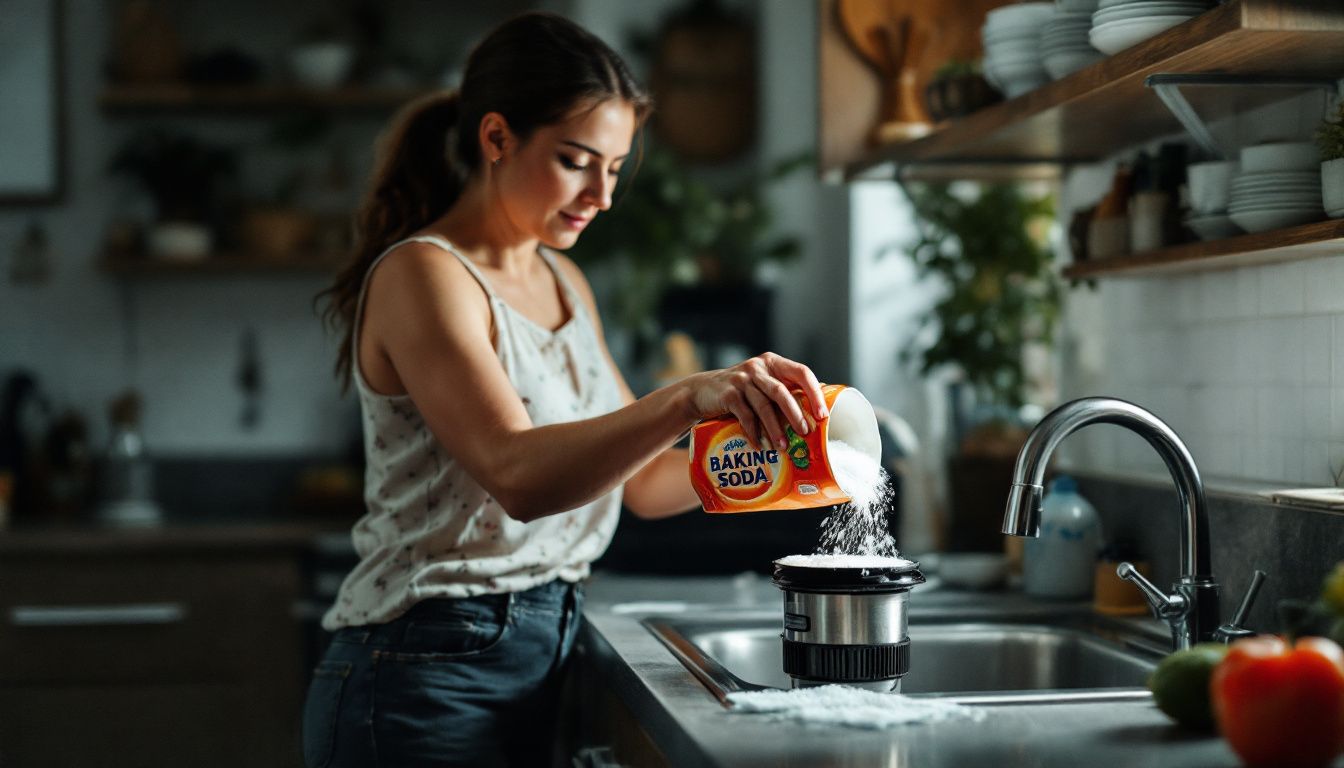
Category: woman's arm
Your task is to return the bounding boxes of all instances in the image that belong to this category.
[364,246,825,523]
[554,256,701,519]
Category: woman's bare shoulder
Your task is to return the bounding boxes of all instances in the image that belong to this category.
[364,238,490,328]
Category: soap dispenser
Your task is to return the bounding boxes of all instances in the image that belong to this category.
[1023,475,1101,599]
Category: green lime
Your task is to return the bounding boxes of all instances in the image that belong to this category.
[1321,561,1344,617]
[1148,643,1229,730]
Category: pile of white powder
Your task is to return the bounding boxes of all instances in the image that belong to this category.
[727,685,986,728]
[775,554,913,569]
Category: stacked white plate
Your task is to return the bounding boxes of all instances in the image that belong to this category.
[1089,0,1214,55]
[1043,7,1104,79]
[1227,170,1324,233]
[982,2,1053,98]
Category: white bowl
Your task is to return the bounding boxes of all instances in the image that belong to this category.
[1044,50,1105,78]
[290,42,354,90]
[1229,208,1322,232]
[1096,0,1210,11]
[1089,15,1194,54]
[939,553,1010,590]
[985,2,1055,30]
[1092,2,1209,23]
[1187,160,1237,214]
[1184,212,1242,240]
[1239,142,1320,172]
[1230,177,1321,188]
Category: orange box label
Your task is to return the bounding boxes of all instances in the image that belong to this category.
[689,384,863,513]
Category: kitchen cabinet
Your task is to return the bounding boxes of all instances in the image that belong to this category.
[0,528,315,768]
[572,641,673,768]
[824,0,1344,277]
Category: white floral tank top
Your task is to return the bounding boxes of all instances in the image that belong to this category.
[322,235,625,630]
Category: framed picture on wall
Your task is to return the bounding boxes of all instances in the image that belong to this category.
[0,0,64,204]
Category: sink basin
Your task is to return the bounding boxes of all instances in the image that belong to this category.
[644,610,1162,707]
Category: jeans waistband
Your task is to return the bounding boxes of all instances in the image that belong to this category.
[332,578,582,646]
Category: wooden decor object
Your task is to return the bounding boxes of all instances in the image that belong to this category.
[834,0,1006,146]
[650,8,757,162]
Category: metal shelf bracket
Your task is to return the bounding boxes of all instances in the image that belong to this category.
[1144,74,1339,159]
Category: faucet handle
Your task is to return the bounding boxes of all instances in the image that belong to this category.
[1214,569,1267,644]
[1117,562,1187,619]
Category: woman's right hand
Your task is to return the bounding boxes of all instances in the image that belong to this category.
[682,352,828,452]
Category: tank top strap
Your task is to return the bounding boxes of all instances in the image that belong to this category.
[408,234,500,299]
[537,247,584,317]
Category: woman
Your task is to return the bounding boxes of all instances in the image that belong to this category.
[304,11,827,768]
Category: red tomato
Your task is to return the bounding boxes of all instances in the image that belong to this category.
[1210,635,1344,768]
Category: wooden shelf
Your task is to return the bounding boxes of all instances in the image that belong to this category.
[99,84,426,113]
[1062,218,1344,278]
[101,252,343,276]
[844,0,1344,179]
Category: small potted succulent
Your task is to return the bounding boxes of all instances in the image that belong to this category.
[1319,101,1344,218]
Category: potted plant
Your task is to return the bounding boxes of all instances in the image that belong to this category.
[902,182,1062,552]
[110,130,236,260]
[1318,100,1344,218]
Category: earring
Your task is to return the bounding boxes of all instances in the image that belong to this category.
[491,156,501,167]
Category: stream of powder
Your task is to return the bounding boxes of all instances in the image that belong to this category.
[814,440,899,559]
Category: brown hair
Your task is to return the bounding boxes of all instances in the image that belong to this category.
[318,11,652,389]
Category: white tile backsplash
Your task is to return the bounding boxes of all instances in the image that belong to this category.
[1266,317,1306,385]
[1304,257,1344,314]
[1258,260,1305,316]
[1257,385,1304,438]
[1304,387,1334,440]
[1063,252,1344,487]
[1335,316,1344,386]
[1303,315,1333,386]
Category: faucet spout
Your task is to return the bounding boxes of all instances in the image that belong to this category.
[1002,397,1220,648]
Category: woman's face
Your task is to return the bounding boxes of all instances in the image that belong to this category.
[495,99,636,250]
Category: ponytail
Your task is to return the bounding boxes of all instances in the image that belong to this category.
[318,91,465,391]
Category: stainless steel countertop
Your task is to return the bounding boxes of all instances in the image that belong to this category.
[579,571,1242,768]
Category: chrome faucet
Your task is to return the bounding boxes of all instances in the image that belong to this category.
[1001,397,1220,650]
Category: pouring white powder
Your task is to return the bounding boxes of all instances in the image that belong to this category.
[727,685,986,728]
[787,440,901,564]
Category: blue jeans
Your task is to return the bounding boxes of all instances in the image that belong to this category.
[302,580,584,768]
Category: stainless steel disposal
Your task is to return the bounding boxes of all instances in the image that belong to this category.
[772,558,926,692]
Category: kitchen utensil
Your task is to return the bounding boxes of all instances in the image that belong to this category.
[772,556,926,691]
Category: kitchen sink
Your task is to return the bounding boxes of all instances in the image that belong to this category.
[644,609,1163,707]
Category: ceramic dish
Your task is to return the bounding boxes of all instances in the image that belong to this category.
[1239,141,1320,172]
[1229,208,1322,232]
[1089,15,1194,53]
[1184,213,1242,240]
[1044,50,1105,78]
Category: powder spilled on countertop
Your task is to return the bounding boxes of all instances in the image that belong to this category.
[727,685,986,728]
[815,440,899,559]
